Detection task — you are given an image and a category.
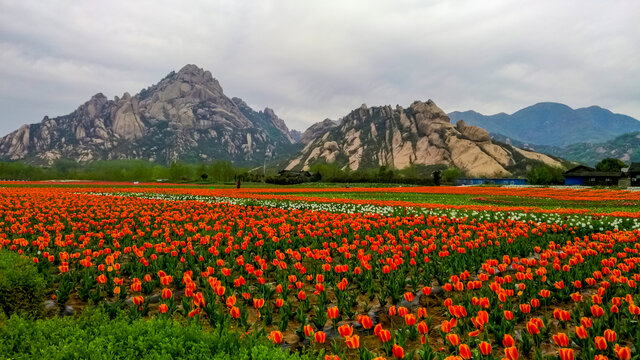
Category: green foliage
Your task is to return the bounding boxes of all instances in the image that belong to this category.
[441,168,463,184]
[0,251,46,318]
[266,171,318,185]
[526,165,565,185]
[595,158,626,172]
[309,163,437,185]
[0,161,46,180]
[0,308,320,360]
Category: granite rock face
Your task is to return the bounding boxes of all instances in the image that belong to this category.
[286,100,563,176]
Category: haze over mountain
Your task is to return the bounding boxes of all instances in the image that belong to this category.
[286,100,564,177]
[449,103,640,147]
[0,65,300,165]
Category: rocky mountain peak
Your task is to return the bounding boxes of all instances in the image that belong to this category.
[286,99,563,176]
[0,65,297,165]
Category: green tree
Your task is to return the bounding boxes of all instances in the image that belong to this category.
[595,158,626,172]
[441,168,463,184]
[52,158,79,178]
[527,165,564,185]
[169,162,193,182]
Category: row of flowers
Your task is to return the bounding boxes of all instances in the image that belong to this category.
[0,185,639,360]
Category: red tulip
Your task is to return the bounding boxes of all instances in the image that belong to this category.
[253,298,264,309]
[446,334,460,346]
[580,317,593,328]
[417,321,429,334]
[404,314,416,326]
[503,334,515,347]
[604,329,617,343]
[594,336,607,351]
[459,344,472,359]
[392,344,405,359]
[378,329,392,343]
[328,307,339,319]
[526,321,539,335]
[553,333,569,347]
[269,330,283,344]
[230,306,240,318]
[614,345,631,360]
[575,325,588,339]
[338,324,353,337]
[559,348,574,360]
[404,292,414,302]
[314,331,326,344]
[358,315,373,329]
[161,288,172,299]
[504,310,513,320]
[159,303,168,313]
[479,341,491,356]
[590,305,604,318]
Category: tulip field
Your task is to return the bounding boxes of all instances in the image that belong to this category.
[1,182,640,360]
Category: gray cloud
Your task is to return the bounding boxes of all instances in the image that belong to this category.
[1,0,639,136]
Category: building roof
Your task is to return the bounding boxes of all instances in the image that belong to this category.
[628,162,640,173]
[564,171,622,178]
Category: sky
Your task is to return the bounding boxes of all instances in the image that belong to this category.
[1,0,639,137]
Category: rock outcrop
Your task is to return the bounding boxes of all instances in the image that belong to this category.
[0,65,298,165]
[286,100,565,177]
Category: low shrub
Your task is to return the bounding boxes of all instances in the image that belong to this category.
[0,308,322,360]
[0,251,47,318]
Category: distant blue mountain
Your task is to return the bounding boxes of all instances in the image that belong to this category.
[449,102,640,147]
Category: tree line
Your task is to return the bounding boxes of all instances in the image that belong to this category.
[0,159,245,183]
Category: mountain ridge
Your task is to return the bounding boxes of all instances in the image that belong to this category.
[449,102,640,147]
[0,64,299,166]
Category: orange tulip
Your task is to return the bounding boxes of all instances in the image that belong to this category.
[614,345,631,360]
[345,335,359,349]
[505,346,519,360]
[446,334,460,346]
[304,324,314,337]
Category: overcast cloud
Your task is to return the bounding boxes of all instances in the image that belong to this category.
[1,0,639,136]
